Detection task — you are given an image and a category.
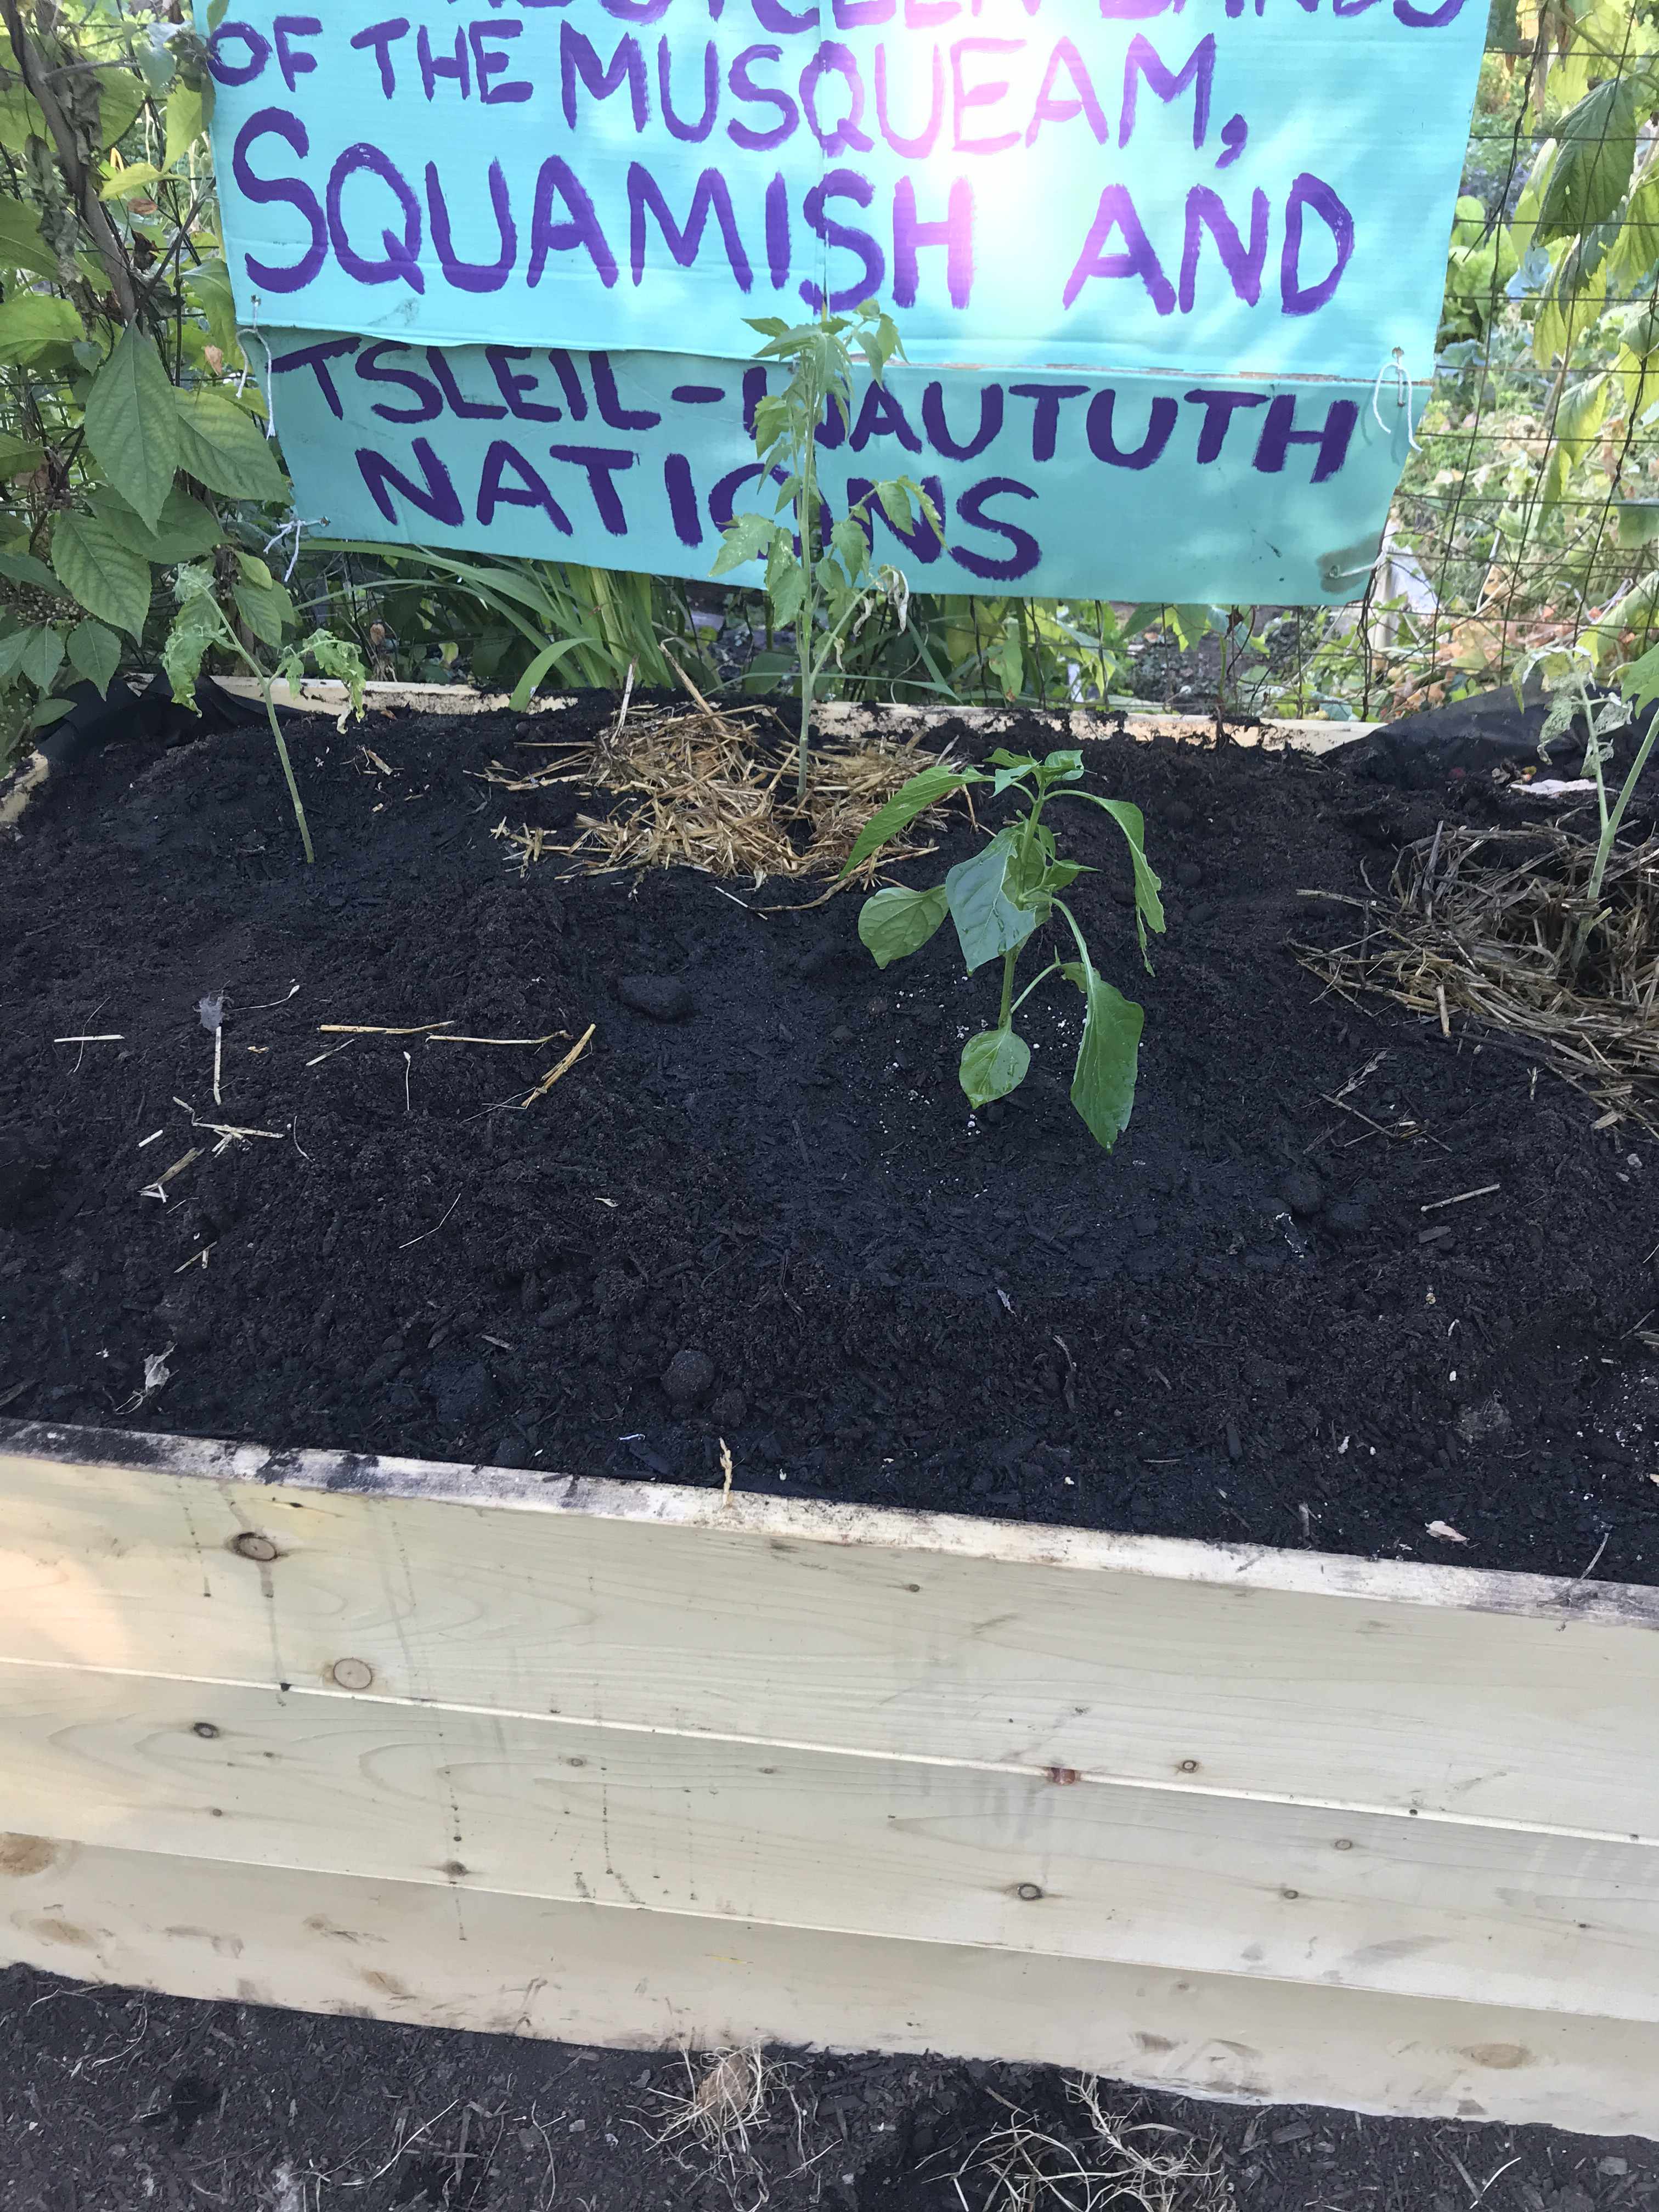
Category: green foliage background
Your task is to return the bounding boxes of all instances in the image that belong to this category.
[3,0,1656,761]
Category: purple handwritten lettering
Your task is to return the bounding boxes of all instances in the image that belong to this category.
[893,178,973,309]
[357,341,442,423]
[952,477,1040,581]
[874,43,943,157]
[1183,385,1267,462]
[951,38,1020,155]
[1007,382,1087,461]
[1180,184,1267,309]
[230,110,325,291]
[1063,185,1173,314]
[349,19,408,97]
[426,159,517,293]
[922,379,1002,459]
[1280,172,1354,314]
[799,168,883,311]
[1254,393,1357,481]
[478,440,575,531]
[1085,387,1178,468]
[487,346,563,421]
[629,163,753,288]
[660,39,719,139]
[527,159,619,289]
[327,142,424,291]
[357,437,462,527]
[728,46,798,150]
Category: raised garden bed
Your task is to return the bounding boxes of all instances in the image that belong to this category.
[3,693,1658,2136]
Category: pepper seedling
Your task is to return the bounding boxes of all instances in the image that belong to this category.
[840,749,1164,1148]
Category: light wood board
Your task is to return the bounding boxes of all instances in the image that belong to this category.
[5,1831,1659,2138]
[5,1418,1659,2136]
[3,1659,1657,2021]
[4,1425,1657,1837]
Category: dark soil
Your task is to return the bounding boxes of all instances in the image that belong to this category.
[4,694,1658,1581]
[5,1960,1657,2212]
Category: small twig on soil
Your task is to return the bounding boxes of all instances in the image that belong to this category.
[403,1050,412,1115]
[319,1020,454,1036]
[243,981,301,1011]
[398,1192,464,1250]
[305,1038,358,1068]
[173,1098,285,1154]
[53,1032,123,1044]
[139,1147,201,1203]
[426,1030,568,1048]
[508,1023,596,1109]
[1420,1184,1501,1212]
[720,1437,735,1505]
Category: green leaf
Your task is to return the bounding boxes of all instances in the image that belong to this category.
[18,623,64,693]
[712,512,776,576]
[233,575,295,647]
[0,199,54,277]
[86,328,179,527]
[29,695,74,730]
[95,69,145,149]
[0,629,35,686]
[285,628,369,715]
[1620,642,1659,718]
[989,749,1038,795]
[88,483,221,562]
[99,161,164,202]
[1059,793,1166,965]
[66,618,121,697]
[173,390,287,503]
[51,512,153,637]
[945,829,1037,974]
[840,761,985,877]
[1066,958,1144,1151]
[960,1026,1031,1110]
[162,590,229,713]
[1538,79,1640,243]
[186,257,239,357]
[829,512,871,587]
[0,547,64,595]
[165,83,204,169]
[0,433,44,480]
[0,82,45,155]
[764,534,805,628]
[0,295,83,366]
[857,882,950,969]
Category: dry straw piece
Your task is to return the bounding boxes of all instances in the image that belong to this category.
[953,2078,1233,2212]
[483,696,952,893]
[1297,822,1659,1135]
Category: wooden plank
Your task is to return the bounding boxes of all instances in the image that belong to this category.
[4,1425,1658,1839]
[4,1661,1657,2023]
[3,1830,1657,2138]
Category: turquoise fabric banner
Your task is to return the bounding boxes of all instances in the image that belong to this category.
[263,330,1413,601]
[208,1,1483,379]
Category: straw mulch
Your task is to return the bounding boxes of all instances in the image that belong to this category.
[482,689,955,896]
[1297,821,1659,1133]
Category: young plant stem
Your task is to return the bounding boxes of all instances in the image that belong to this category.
[225,636,314,862]
[794,368,821,806]
[996,947,1019,1028]
[1568,716,1659,974]
[263,687,315,865]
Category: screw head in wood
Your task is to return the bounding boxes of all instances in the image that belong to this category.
[1016,1882,1043,1903]
[193,1722,220,1740]
[230,1532,277,1563]
[330,1657,374,1691]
